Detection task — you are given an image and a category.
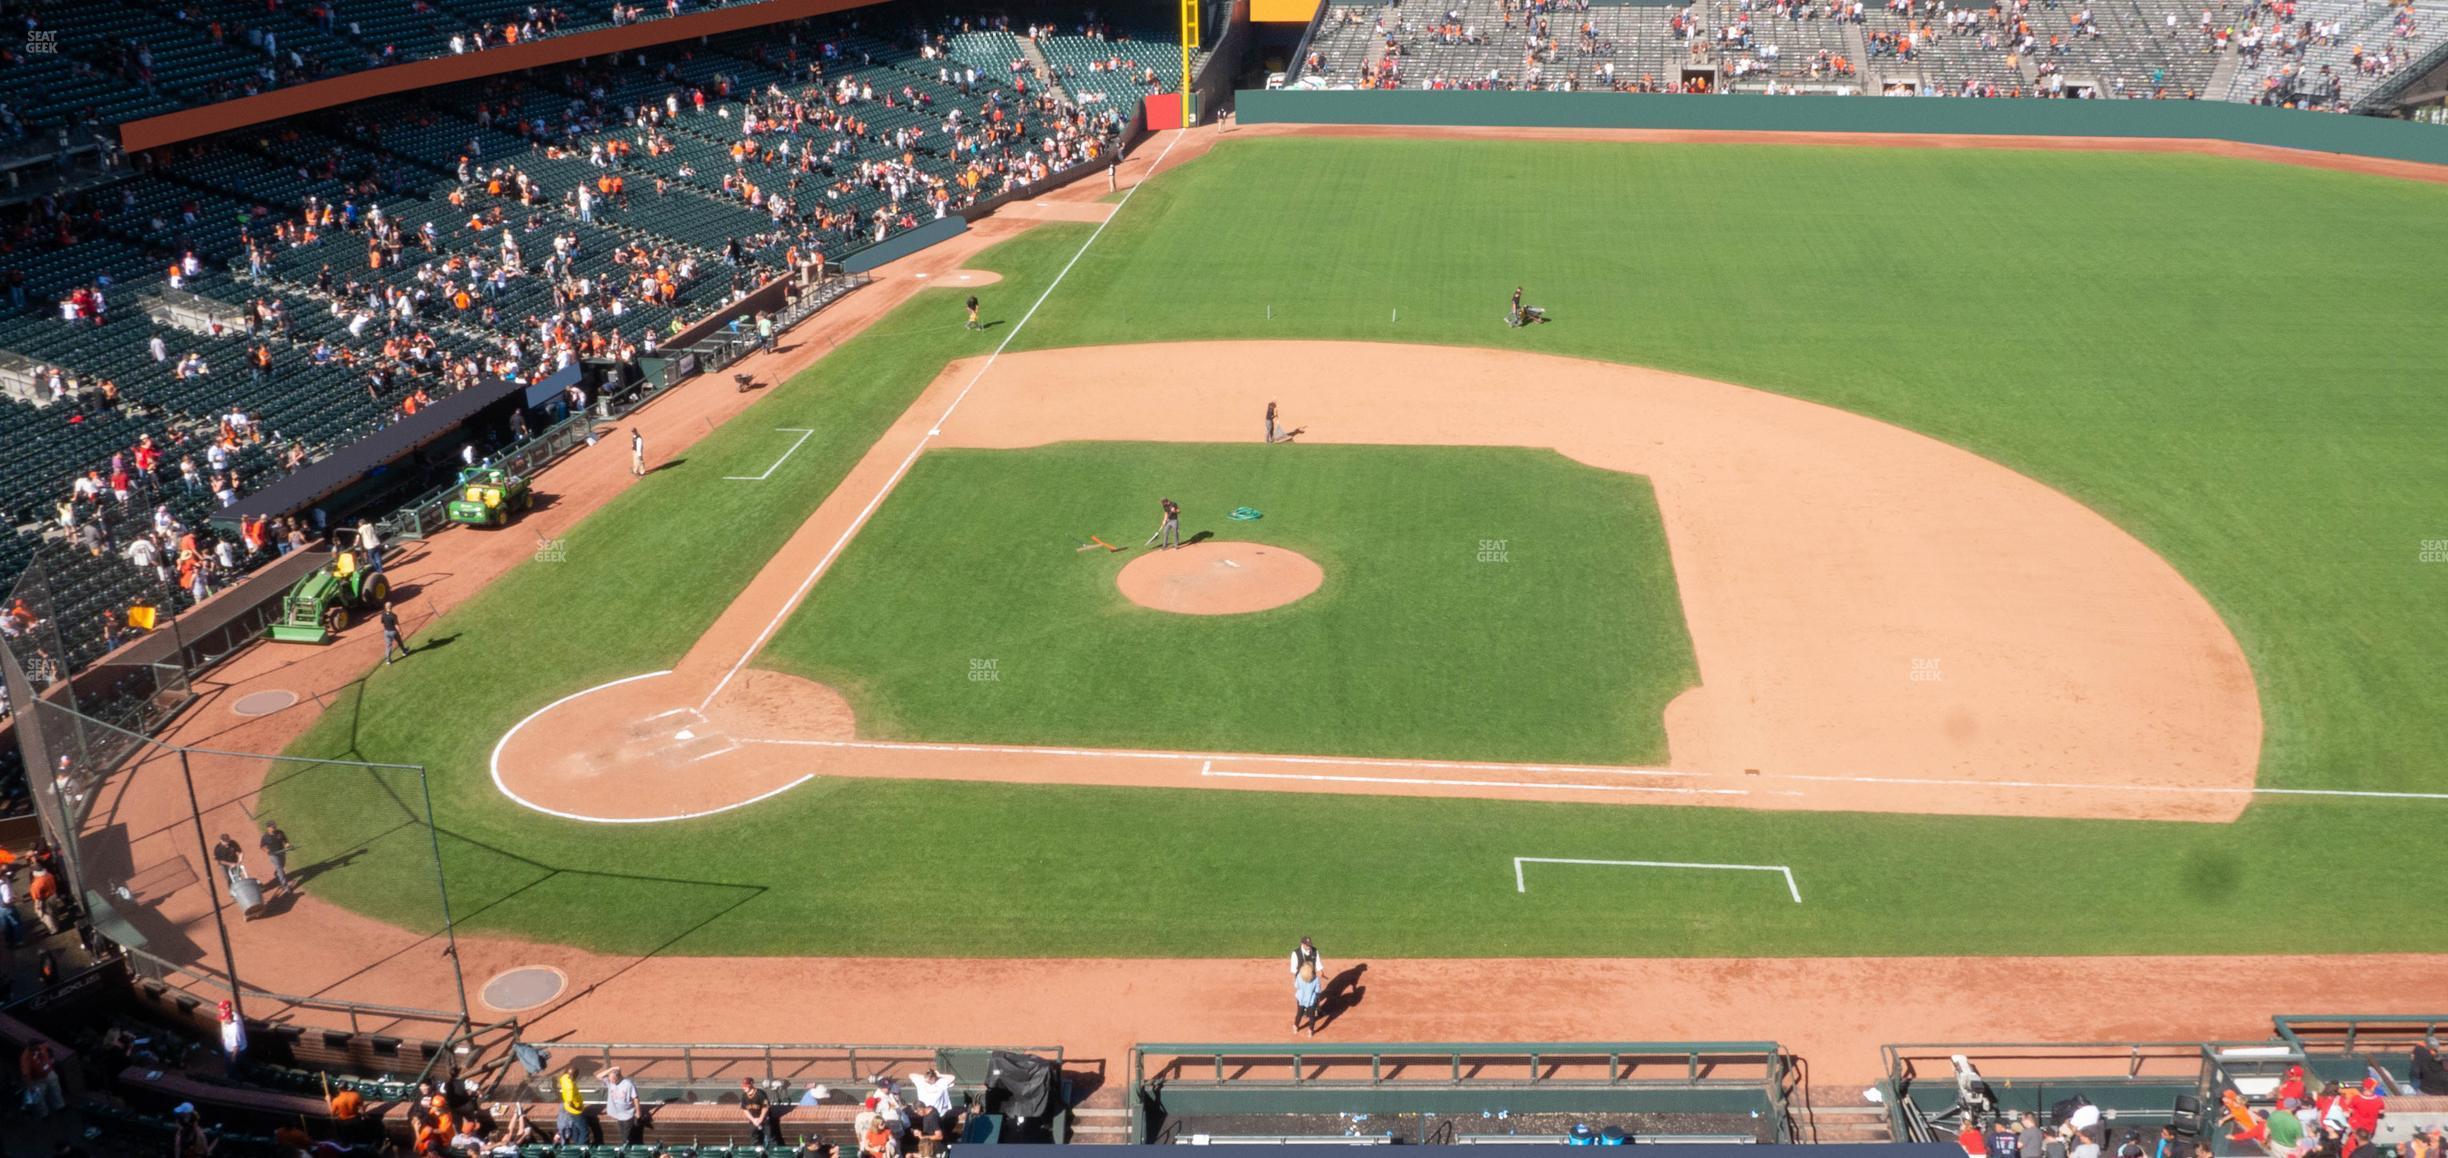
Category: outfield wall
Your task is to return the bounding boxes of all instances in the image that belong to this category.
[1233,91,2448,167]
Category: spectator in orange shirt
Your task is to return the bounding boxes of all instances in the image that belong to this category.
[26,865,59,934]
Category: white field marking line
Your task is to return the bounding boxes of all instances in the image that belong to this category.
[642,732,723,759]
[695,127,1190,714]
[1205,767,1748,798]
[642,706,699,721]
[737,735,1699,778]
[722,427,816,481]
[734,735,2436,804]
[490,670,823,824]
[1777,773,2448,802]
[1514,857,1802,903]
[690,742,743,762]
[530,773,815,826]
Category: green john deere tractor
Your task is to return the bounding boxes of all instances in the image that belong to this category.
[445,465,532,528]
[266,552,391,644]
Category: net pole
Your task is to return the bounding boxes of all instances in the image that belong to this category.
[178,746,248,1024]
[418,764,475,1032]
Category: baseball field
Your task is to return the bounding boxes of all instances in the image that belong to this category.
[267,130,2448,964]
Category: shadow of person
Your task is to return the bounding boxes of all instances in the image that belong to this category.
[1184,530,1216,546]
[287,846,371,889]
[1316,963,1367,1032]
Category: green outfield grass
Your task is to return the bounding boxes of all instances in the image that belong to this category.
[269,137,2448,960]
[761,443,1696,763]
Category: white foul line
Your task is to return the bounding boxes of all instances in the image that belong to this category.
[733,734,2447,803]
[1207,766,1749,798]
[723,428,816,481]
[742,734,1699,778]
[1777,773,2448,802]
[696,128,1191,713]
[1514,857,1803,903]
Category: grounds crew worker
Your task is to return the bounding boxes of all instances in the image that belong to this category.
[1289,936,1322,981]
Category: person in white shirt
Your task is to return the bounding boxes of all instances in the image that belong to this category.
[357,519,385,572]
[218,1000,248,1077]
[598,1066,644,1145]
[1289,935,1322,979]
[910,1067,957,1118]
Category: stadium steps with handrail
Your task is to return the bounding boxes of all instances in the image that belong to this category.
[2357,29,2448,110]
[1803,1099,1895,1144]
[1020,35,1075,104]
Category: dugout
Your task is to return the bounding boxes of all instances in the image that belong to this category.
[1131,1042,1797,1145]
[1884,1018,2448,1139]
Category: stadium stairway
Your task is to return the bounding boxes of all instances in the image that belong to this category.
[2205,46,2245,98]
[1019,36,1073,104]
[1802,1098,1895,1144]
[1068,1085,1134,1143]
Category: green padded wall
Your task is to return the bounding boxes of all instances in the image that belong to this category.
[1232,91,2448,167]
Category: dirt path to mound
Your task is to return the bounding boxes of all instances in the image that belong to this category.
[494,339,2260,824]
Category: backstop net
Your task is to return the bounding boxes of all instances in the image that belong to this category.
[3,631,474,1056]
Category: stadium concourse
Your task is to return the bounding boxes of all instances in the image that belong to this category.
[47,118,2448,1138]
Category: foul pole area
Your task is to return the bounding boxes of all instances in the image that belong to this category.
[1182,0,1200,126]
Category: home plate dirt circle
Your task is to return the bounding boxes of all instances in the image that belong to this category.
[1117,541,1324,615]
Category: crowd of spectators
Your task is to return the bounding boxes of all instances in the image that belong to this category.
[0,10,1130,691]
[1297,0,2443,102]
[0,0,791,148]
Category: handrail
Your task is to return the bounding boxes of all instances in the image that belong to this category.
[382,407,602,541]
[485,1039,1064,1097]
[527,1040,1066,1053]
[1135,1041,1786,1090]
[122,945,466,1036]
[1281,0,1336,85]
[2273,1015,2446,1054]
[2356,37,2448,112]
[1141,1040,1782,1054]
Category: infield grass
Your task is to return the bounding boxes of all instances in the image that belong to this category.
[762,443,1697,763]
[270,137,2448,959]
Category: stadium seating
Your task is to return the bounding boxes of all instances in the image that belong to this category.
[0,9,1127,684]
[1039,33,1184,110]
[2219,0,2446,107]
[1292,0,2447,99]
[0,0,816,142]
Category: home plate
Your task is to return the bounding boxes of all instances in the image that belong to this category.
[675,728,696,740]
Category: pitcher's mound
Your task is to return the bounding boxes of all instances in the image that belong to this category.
[1117,541,1324,615]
